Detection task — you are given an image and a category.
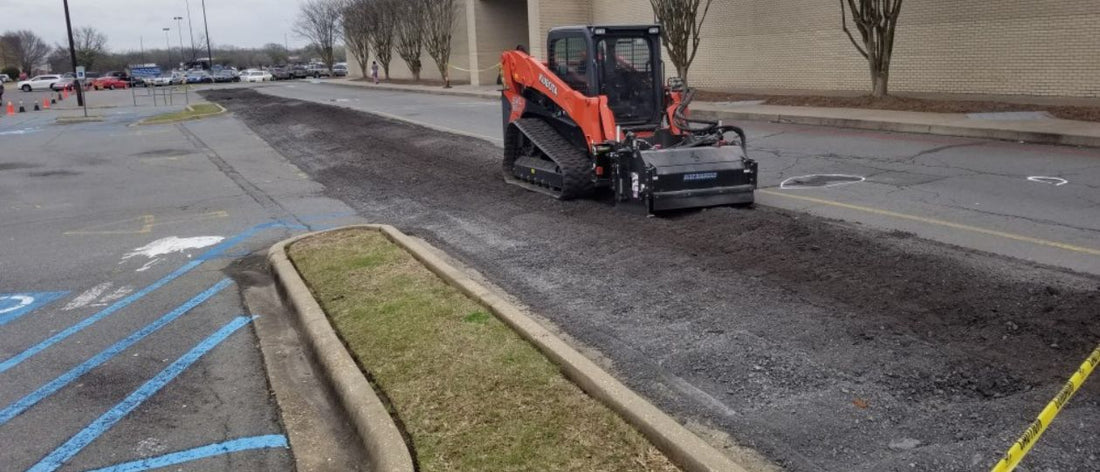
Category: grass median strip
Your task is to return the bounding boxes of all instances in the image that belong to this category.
[141,103,223,125]
[288,228,679,472]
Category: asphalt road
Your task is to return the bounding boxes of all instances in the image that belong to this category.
[0,88,360,470]
[254,81,1100,276]
[208,87,1100,472]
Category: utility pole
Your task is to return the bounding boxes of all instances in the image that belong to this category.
[163,27,172,67]
[201,0,213,69]
[140,35,145,63]
[174,16,185,66]
[62,0,87,114]
[185,0,197,61]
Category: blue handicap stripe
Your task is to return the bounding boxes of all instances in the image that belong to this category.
[0,292,68,326]
[0,279,233,426]
[84,435,288,472]
[27,316,254,472]
[0,219,306,374]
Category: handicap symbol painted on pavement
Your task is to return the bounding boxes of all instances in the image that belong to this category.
[0,292,69,326]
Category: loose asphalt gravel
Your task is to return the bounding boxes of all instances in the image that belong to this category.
[205,88,1100,472]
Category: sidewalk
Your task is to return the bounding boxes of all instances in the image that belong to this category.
[327,78,1100,147]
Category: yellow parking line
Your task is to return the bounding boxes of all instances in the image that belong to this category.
[758,190,1100,256]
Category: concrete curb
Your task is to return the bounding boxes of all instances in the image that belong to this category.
[271,225,749,472]
[268,230,415,472]
[689,107,1100,147]
[325,78,499,100]
[325,78,1100,148]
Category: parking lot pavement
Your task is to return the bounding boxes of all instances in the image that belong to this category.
[254,81,1100,276]
[0,94,362,470]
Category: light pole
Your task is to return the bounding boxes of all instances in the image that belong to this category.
[201,0,213,69]
[62,0,87,114]
[163,27,172,67]
[185,0,197,61]
[173,16,185,66]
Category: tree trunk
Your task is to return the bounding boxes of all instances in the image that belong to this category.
[871,69,888,98]
[437,64,450,88]
[360,63,368,79]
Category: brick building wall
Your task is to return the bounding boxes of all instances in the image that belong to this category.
[589,0,1100,98]
[353,0,1100,97]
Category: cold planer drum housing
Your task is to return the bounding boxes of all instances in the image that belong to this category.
[610,129,758,213]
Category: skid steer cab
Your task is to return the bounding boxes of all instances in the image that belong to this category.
[500,24,757,214]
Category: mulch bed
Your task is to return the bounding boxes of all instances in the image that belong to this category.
[695,91,1100,123]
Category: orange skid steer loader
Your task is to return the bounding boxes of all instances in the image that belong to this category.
[500,25,757,213]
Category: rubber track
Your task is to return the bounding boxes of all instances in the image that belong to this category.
[507,118,594,200]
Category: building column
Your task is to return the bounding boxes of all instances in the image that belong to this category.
[465,0,481,86]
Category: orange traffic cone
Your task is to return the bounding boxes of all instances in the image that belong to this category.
[6,101,13,116]
[43,98,50,109]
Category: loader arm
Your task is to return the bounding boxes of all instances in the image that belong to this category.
[500,50,618,150]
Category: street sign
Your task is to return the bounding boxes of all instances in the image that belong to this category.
[76,66,85,80]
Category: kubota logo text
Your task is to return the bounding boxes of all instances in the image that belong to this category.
[539,74,559,96]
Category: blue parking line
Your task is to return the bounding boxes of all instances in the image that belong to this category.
[0,220,304,374]
[27,316,254,472]
[83,435,288,472]
[0,292,68,326]
[0,279,232,426]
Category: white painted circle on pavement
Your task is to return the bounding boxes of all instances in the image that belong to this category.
[780,174,866,190]
[1027,176,1068,186]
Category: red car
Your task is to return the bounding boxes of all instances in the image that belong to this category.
[92,76,128,90]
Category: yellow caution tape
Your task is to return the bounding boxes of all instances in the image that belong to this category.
[991,344,1100,472]
[448,62,501,73]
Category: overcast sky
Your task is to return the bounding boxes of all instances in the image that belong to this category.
[3,0,315,52]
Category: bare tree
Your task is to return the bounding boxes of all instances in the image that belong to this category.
[264,43,290,65]
[342,0,372,78]
[840,0,904,97]
[295,0,343,70]
[648,0,714,86]
[2,31,52,74]
[423,0,458,87]
[73,27,108,70]
[394,0,425,80]
[368,0,396,79]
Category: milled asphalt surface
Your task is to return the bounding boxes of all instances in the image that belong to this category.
[254,81,1100,276]
[0,86,361,470]
[206,86,1100,472]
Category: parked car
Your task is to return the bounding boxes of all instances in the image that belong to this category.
[306,64,332,78]
[290,65,310,79]
[268,67,291,80]
[50,77,78,91]
[240,70,273,82]
[92,76,128,90]
[17,74,62,92]
[0,74,11,83]
[212,70,239,83]
[185,71,214,84]
[333,64,348,77]
[148,73,184,86]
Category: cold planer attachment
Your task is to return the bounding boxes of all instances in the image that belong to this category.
[500,24,757,214]
[613,138,757,213]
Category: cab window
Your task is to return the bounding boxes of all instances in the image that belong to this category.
[549,36,589,94]
[597,36,657,124]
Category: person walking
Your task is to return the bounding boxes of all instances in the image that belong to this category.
[370,61,380,84]
[1,79,5,107]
